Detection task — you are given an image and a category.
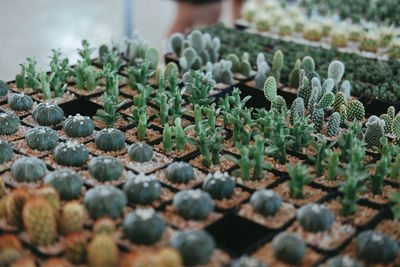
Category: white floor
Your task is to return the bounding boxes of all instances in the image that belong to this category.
[0,0,232,81]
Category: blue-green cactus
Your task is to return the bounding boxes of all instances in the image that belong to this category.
[95,128,125,152]
[63,114,95,138]
[127,142,153,162]
[202,171,235,200]
[364,116,385,148]
[84,185,127,219]
[173,189,214,220]
[53,141,89,167]
[11,156,47,182]
[250,189,282,217]
[326,256,365,267]
[44,169,83,200]
[166,162,195,184]
[327,112,340,137]
[32,103,64,126]
[0,140,14,164]
[297,204,334,232]
[88,156,124,182]
[0,80,9,96]
[231,256,268,267]
[272,232,306,265]
[290,97,304,125]
[123,172,161,204]
[8,93,33,111]
[0,112,20,135]
[25,126,58,151]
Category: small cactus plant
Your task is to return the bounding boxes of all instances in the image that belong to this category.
[333,92,346,113]
[127,142,153,162]
[250,189,282,217]
[380,113,393,134]
[60,201,86,235]
[123,172,161,204]
[53,141,89,167]
[263,76,277,104]
[231,256,267,267]
[327,112,340,137]
[4,188,30,229]
[8,93,33,111]
[63,114,95,138]
[364,116,385,148]
[326,255,365,267]
[317,92,334,109]
[25,126,59,151]
[328,60,345,92]
[173,189,214,220]
[0,112,20,135]
[290,97,304,125]
[95,128,125,152]
[84,185,127,219]
[202,171,235,200]
[0,234,23,266]
[0,140,13,164]
[65,233,87,264]
[166,162,195,184]
[88,156,124,182]
[270,50,284,83]
[87,233,118,267]
[347,100,365,122]
[207,59,234,85]
[289,59,301,89]
[288,163,313,199]
[254,53,270,89]
[93,217,116,234]
[272,232,306,265]
[297,203,334,232]
[32,103,64,126]
[312,109,324,133]
[44,169,83,200]
[11,156,47,182]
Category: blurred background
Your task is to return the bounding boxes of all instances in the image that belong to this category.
[0,0,233,80]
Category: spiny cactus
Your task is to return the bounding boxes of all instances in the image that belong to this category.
[327,112,340,137]
[170,33,184,57]
[263,76,277,103]
[60,201,86,236]
[93,217,116,234]
[297,75,312,109]
[270,50,284,83]
[317,92,334,109]
[297,204,334,232]
[206,59,233,85]
[308,87,319,117]
[289,59,301,89]
[387,106,395,120]
[333,92,346,112]
[340,80,351,100]
[301,56,319,82]
[339,104,348,124]
[364,117,385,148]
[347,100,365,122]
[0,234,23,266]
[272,232,306,265]
[22,197,58,246]
[380,114,393,134]
[5,188,30,229]
[87,233,118,267]
[32,185,60,217]
[65,233,87,265]
[0,140,13,164]
[271,95,287,112]
[290,97,304,125]
[254,53,270,89]
[312,109,324,132]
[393,114,400,138]
[328,60,345,92]
[226,52,251,77]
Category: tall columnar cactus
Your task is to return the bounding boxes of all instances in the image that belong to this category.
[328,60,345,92]
[347,100,365,121]
[263,76,277,104]
[364,117,385,148]
[297,75,312,109]
[380,114,393,134]
[87,233,118,267]
[5,188,30,229]
[312,109,324,133]
[270,50,284,83]
[308,87,319,117]
[22,197,58,246]
[327,112,340,137]
[65,233,87,265]
[290,97,304,125]
[60,201,86,236]
[317,92,334,109]
[339,104,348,124]
[289,59,301,89]
[333,92,346,112]
[393,114,400,140]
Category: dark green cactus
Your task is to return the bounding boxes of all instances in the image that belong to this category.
[297,203,334,232]
[88,156,124,182]
[380,113,393,134]
[364,116,385,148]
[11,157,47,182]
[326,256,365,267]
[84,185,127,219]
[339,104,347,124]
[63,114,95,138]
[347,100,365,122]
[95,128,125,152]
[32,103,64,126]
[289,59,301,89]
[317,92,334,109]
[44,170,83,200]
[123,172,161,204]
[272,232,306,265]
[263,77,277,103]
[53,141,89,167]
[0,140,13,164]
[297,75,312,109]
[173,189,214,220]
[123,208,165,245]
[271,95,287,112]
[250,189,282,217]
[387,106,395,120]
[333,92,346,113]
[290,97,304,125]
[312,109,324,133]
[8,93,33,111]
[127,142,153,162]
[327,112,340,137]
[166,162,195,184]
[25,126,58,151]
[202,171,235,200]
[0,112,20,135]
[307,87,319,117]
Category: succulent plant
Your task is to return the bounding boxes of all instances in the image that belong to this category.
[84,185,127,219]
[317,92,334,109]
[32,103,64,126]
[0,140,13,164]
[127,142,153,162]
[333,92,346,113]
[95,128,125,152]
[44,169,83,200]
[65,233,87,264]
[288,59,301,89]
[25,126,58,151]
[364,116,385,148]
[95,93,125,129]
[347,100,365,122]
[173,189,214,220]
[206,59,234,85]
[312,109,324,133]
[272,232,306,265]
[380,113,392,134]
[270,50,284,84]
[123,172,161,204]
[8,93,33,111]
[263,76,277,104]
[88,156,124,182]
[0,234,23,266]
[290,97,304,125]
[326,255,365,267]
[53,141,89,167]
[288,163,313,199]
[327,112,340,137]
[0,80,9,96]
[0,112,20,135]
[93,217,116,234]
[32,185,60,216]
[202,170,236,198]
[297,203,334,232]
[231,255,268,267]
[328,60,345,92]
[22,197,58,246]
[87,233,118,267]
[250,189,282,217]
[123,208,165,245]
[157,247,183,267]
[170,229,215,266]
[60,201,86,235]
[254,53,270,89]
[4,188,30,229]
[63,114,95,138]
[355,230,399,264]
[11,156,47,182]
[226,52,251,77]
[170,33,184,57]
[166,162,195,184]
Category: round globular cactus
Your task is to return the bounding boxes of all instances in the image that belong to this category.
[173,189,214,220]
[11,156,47,182]
[326,255,365,267]
[202,171,235,200]
[25,126,58,151]
[0,112,20,135]
[84,185,127,220]
[60,201,86,235]
[123,208,165,245]
[88,156,124,182]
[4,188,30,229]
[231,256,267,267]
[0,140,13,164]
[8,93,33,111]
[327,112,340,137]
[53,141,89,167]
[123,172,161,204]
[250,189,282,217]
[297,203,334,232]
[271,95,287,112]
[127,142,153,162]
[263,77,277,103]
[44,169,83,200]
[364,116,385,148]
[65,233,87,265]
[333,92,346,113]
[380,114,393,134]
[87,233,118,267]
[32,103,64,126]
[22,197,58,246]
[166,162,195,184]
[317,92,334,109]
[170,229,215,266]
[355,230,399,264]
[272,232,306,265]
[347,100,365,122]
[312,109,324,133]
[95,128,125,152]
[0,234,23,266]
[289,59,301,89]
[63,114,95,138]
[290,97,304,125]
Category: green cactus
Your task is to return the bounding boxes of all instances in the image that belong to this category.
[347,100,365,121]
[65,233,87,264]
[328,60,345,92]
[270,50,284,83]
[272,232,306,265]
[254,53,270,89]
[289,59,301,89]
[339,104,348,124]
[317,92,334,109]
[327,112,340,137]
[312,109,324,133]
[308,87,319,117]
[380,114,393,134]
[290,97,304,125]
[87,233,118,267]
[364,117,385,148]
[301,56,319,81]
[250,189,282,217]
[60,201,86,236]
[170,33,184,57]
[392,114,400,138]
[22,197,58,246]
[5,188,30,229]
[93,218,116,234]
[387,106,396,120]
[271,95,287,112]
[288,163,313,199]
[333,92,346,112]
[297,75,312,109]
[0,140,13,164]
[263,76,277,103]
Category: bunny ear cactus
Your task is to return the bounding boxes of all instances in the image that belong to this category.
[312,109,324,133]
[270,50,284,83]
[308,87,319,117]
[347,100,365,122]
[328,60,345,92]
[340,80,351,100]
[290,97,304,125]
[379,113,392,134]
[297,75,312,108]
[301,56,319,81]
[271,95,287,112]
[170,33,184,57]
[327,112,340,137]
[318,78,335,102]
[364,116,385,148]
[255,61,270,89]
[334,92,346,112]
[145,47,159,70]
[263,76,277,104]
[317,92,334,109]
[226,53,240,73]
[289,59,301,89]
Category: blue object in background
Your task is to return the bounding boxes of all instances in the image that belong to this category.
[124,0,134,38]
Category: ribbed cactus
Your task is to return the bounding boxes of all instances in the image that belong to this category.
[22,197,58,246]
[87,233,118,267]
[347,100,365,121]
[289,59,301,89]
[271,95,287,112]
[387,106,395,120]
[0,234,23,266]
[93,217,116,234]
[380,114,393,134]
[290,97,305,125]
[264,76,277,103]
[270,50,284,83]
[333,92,346,112]
[317,92,334,109]
[312,109,324,133]
[328,60,345,92]
[5,188,30,229]
[327,112,340,137]
[60,201,86,235]
[364,117,385,148]
[308,87,319,117]
[65,233,87,264]
[339,104,347,124]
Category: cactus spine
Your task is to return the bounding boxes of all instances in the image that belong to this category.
[312,109,324,133]
[290,97,305,125]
